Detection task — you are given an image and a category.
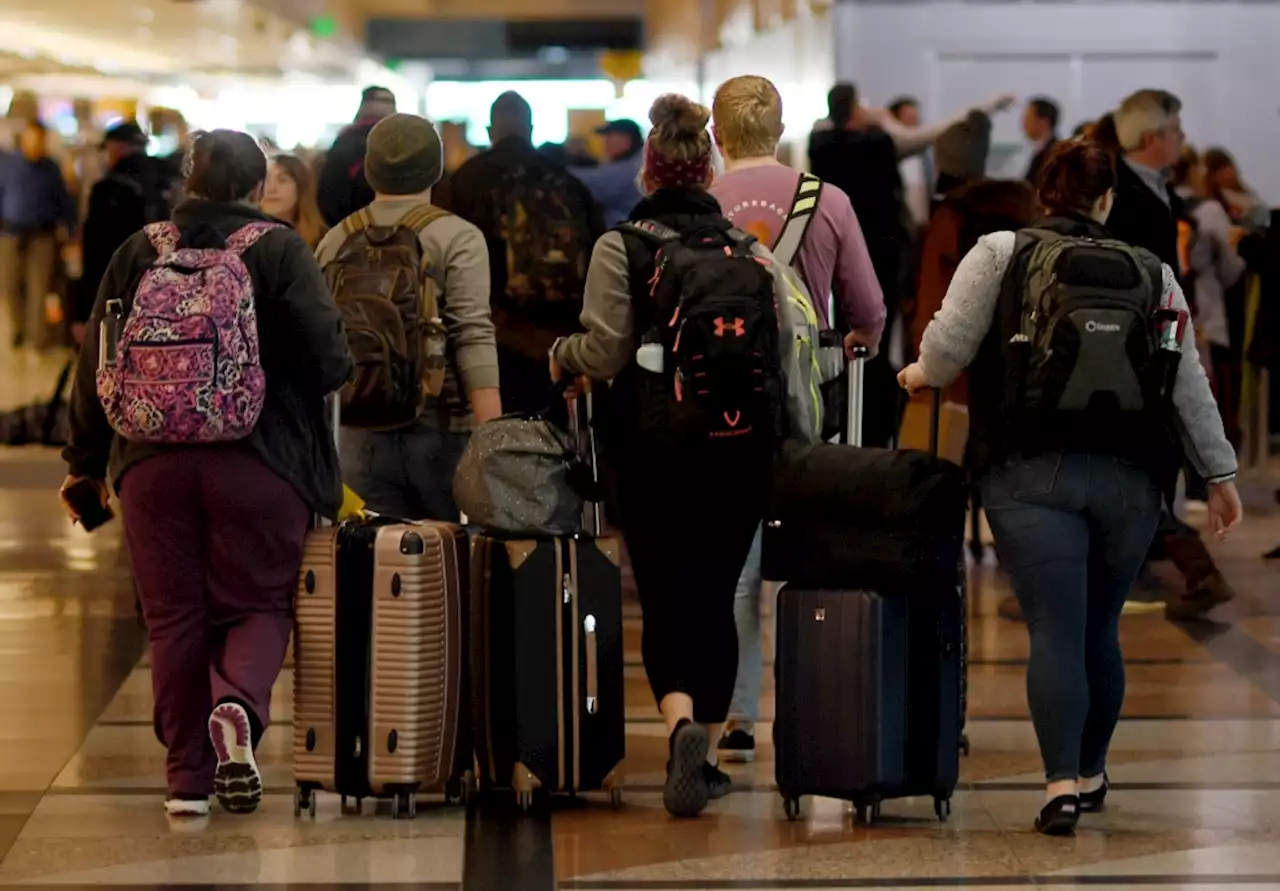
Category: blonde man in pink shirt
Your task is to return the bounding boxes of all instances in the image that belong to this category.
[708,75,887,764]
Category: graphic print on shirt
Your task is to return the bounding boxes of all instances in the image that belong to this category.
[722,197,789,251]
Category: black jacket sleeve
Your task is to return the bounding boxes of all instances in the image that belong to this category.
[62,237,144,479]
[77,178,146,324]
[437,157,482,226]
[259,229,354,394]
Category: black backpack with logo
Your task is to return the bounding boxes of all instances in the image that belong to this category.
[1000,228,1176,426]
[618,219,783,449]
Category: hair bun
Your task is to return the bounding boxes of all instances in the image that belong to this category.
[649,93,710,138]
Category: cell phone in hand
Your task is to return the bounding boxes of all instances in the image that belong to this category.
[63,478,114,532]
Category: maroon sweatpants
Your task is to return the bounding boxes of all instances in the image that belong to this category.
[120,447,308,797]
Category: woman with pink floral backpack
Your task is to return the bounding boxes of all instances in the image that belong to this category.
[60,129,354,818]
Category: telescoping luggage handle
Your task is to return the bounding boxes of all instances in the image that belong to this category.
[845,346,942,456]
[568,382,602,538]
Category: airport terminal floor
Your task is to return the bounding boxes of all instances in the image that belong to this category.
[1,349,1279,891]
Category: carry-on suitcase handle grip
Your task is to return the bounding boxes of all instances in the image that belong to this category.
[584,613,599,714]
[569,389,602,537]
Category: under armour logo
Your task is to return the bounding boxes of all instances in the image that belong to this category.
[714,317,746,338]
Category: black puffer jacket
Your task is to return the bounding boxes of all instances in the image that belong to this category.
[63,200,354,518]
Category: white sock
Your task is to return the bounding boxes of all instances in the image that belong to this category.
[1079,773,1105,794]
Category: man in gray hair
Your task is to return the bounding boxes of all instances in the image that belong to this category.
[1105,89,1237,622]
[1104,88,1185,270]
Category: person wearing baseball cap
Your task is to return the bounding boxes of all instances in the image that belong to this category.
[571,119,646,228]
[100,121,149,150]
[314,113,501,522]
[76,120,172,340]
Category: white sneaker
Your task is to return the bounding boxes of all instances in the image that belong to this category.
[209,702,263,814]
[164,797,211,817]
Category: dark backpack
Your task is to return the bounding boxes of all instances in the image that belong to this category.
[1001,228,1171,422]
[618,219,783,447]
[323,204,451,430]
[498,164,594,316]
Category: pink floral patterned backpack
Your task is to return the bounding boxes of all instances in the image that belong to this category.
[97,221,279,443]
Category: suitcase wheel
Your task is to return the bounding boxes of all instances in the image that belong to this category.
[340,795,364,816]
[294,786,316,820]
[934,797,952,822]
[782,796,801,822]
[853,801,880,826]
[390,791,416,820]
[610,787,623,810]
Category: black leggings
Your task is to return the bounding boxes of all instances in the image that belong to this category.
[613,445,768,725]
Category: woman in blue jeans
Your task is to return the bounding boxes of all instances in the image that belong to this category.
[900,140,1241,835]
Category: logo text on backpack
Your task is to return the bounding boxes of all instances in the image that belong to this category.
[1084,320,1122,334]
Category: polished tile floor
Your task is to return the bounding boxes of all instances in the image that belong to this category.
[1,353,1278,890]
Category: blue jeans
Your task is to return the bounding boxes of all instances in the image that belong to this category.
[982,452,1162,782]
[728,525,765,729]
[339,422,470,522]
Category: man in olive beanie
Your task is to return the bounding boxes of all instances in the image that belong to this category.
[365,113,445,196]
[315,111,501,522]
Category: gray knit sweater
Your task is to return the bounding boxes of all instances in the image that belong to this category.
[917,231,1237,482]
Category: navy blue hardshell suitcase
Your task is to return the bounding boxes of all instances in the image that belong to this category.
[771,354,967,824]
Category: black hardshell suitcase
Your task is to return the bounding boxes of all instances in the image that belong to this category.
[773,350,967,825]
[471,534,626,808]
[470,394,626,809]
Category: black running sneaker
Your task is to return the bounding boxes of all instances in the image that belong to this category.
[703,762,733,800]
[663,720,710,818]
[717,728,755,764]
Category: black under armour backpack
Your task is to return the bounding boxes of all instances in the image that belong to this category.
[619,219,783,449]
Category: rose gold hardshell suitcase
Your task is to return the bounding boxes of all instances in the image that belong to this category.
[292,397,471,819]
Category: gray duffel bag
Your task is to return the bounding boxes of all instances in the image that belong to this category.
[453,412,587,537]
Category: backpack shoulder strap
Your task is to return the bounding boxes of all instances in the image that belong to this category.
[226,221,283,256]
[618,219,681,245]
[725,228,759,255]
[771,172,823,267]
[396,205,454,292]
[144,222,180,257]
[398,204,452,234]
[341,207,376,237]
[1132,246,1166,304]
[1017,227,1058,248]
